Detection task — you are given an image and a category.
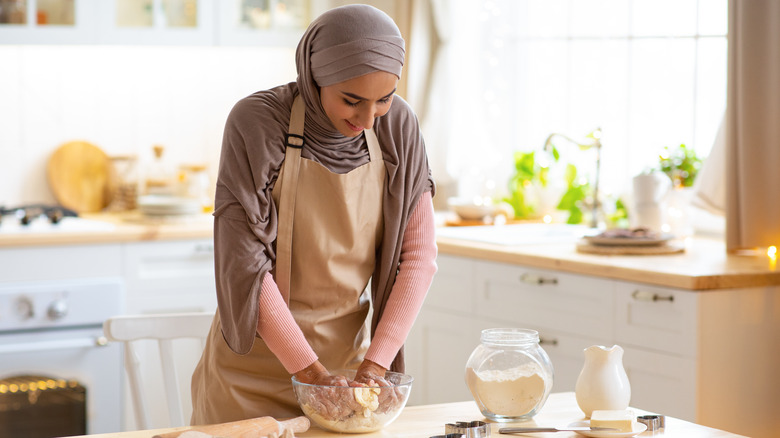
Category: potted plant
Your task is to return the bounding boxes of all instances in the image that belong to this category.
[658,143,702,188]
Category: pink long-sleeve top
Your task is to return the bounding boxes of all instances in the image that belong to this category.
[256,190,437,373]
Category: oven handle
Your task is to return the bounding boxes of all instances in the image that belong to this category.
[0,336,109,354]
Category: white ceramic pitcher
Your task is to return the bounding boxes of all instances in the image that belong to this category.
[574,345,631,418]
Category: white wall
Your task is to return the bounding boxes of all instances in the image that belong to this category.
[0,44,297,207]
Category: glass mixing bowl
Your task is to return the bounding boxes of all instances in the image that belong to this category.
[291,369,413,433]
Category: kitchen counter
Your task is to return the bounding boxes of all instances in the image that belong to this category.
[0,211,213,248]
[2,213,776,290]
[436,232,779,290]
[73,392,746,437]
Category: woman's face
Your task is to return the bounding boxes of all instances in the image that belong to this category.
[320,71,398,137]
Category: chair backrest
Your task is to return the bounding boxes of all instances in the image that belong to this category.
[103,312,214,430]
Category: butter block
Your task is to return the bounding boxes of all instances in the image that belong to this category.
[590,409,635,432]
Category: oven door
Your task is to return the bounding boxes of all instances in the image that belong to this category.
[0,325,122,436]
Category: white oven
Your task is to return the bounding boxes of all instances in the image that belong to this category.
[0,277,124,437]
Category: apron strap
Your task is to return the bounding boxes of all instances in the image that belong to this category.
[364,128,381,162]
[275,95,305,305]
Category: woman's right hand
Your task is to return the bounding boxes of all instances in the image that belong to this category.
[293,361,349,386]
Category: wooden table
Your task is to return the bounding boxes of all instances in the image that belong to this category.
[75,392,746,437]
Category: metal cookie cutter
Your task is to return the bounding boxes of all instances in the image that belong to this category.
[637,414,666,431]
[445,420,491,438]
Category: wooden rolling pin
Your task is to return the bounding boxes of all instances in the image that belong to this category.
[152,416,310,438]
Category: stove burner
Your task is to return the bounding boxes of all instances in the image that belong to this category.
[0,204,78,226]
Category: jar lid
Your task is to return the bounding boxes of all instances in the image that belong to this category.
[480,328,539,346]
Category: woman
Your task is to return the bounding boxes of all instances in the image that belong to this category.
[190,4,437,424]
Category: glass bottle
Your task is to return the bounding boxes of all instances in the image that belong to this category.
[108,155,139,211]
[144,144,175,196]
[465,328,554,422]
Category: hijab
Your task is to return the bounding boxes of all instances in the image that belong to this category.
[213,4,434,373]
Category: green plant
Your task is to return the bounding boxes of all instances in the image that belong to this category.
[556,163,589,225]
[658,143,702,188]
[503,151,551,219]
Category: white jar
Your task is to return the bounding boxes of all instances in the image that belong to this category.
[465,328,554,421]
[575,344,631,418]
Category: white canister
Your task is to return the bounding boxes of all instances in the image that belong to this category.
[574,345,631,418]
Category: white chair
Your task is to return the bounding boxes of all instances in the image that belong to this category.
[103,312,215,430]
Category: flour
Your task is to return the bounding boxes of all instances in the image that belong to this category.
[466,363,547,417]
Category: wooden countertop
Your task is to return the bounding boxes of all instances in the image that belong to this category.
[74,392,746,438]
[436,234,780,291]
[0,212,214,248]
[2,213,777,291]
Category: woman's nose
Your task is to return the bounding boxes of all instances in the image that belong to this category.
[357,106,376,130]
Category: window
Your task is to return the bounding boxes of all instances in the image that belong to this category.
[444,0,727,215]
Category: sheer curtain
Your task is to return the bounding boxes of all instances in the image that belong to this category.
[726,0,780,251]
[407,0,454,210]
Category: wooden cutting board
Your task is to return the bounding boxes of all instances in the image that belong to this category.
[46,140,115,213]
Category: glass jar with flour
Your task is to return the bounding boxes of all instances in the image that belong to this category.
[465,328,554,421]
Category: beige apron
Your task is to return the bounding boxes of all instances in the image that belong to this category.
[191,96,386,424]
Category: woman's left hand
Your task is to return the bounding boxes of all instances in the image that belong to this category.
[353,359,388,386]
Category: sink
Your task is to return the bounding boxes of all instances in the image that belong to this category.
[435,223,594,246]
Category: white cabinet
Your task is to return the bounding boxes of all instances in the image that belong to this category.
[407,254,780,437]
[0,0,309,46]
[119,238,216,431]
[122,239,217,314]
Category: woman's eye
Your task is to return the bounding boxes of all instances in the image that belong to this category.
[379,96,392,104]
[343,98,359,107]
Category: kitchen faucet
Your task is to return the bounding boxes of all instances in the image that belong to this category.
[542,128,602,228]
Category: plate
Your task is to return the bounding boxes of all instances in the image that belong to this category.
[137,195,201,216]
[569,421,647,438]
[583,234,673,247]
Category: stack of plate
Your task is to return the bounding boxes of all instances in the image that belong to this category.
[137,195,201,216]
[577,230,683,255]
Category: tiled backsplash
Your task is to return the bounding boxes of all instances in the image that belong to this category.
[0,45,297,207]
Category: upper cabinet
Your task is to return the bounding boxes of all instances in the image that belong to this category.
[0,0,311,46]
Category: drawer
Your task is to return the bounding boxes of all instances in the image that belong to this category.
[0,244,122,282]
[614,282,698,357]
[622,346,697,422]
[473,260,614,339]
[426,254,475,314]
[122,239,215,296]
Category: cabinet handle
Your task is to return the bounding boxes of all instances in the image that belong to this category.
[632,290,674,302]
[539,337,558,346]
[520,273,558,285]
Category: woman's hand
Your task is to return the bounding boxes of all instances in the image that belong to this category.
[353,359,388,386]
[294,361,349,386]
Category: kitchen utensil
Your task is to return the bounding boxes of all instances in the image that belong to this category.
[567,421,647,438]
[151,416,309,438]
[575,345,631,418]
[636,415,665,431]
[291,369,413,433]
[499,426,617,433]
[46,140,115,213]
[446,420,491,437]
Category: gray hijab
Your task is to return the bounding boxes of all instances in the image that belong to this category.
[213,4,434,373]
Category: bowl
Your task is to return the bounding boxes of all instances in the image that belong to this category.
[291,369,413,433]
[448,197,498,220]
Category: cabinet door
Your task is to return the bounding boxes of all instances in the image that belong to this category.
[216,0,307,46]
[97,0,216,45]
[0,0,97,44]
[473,260,614,340]
[405,309,483,406]
[0,243,122,281]
[122,239,216,313]
[614,282,698,357]
[622,346,697,422]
